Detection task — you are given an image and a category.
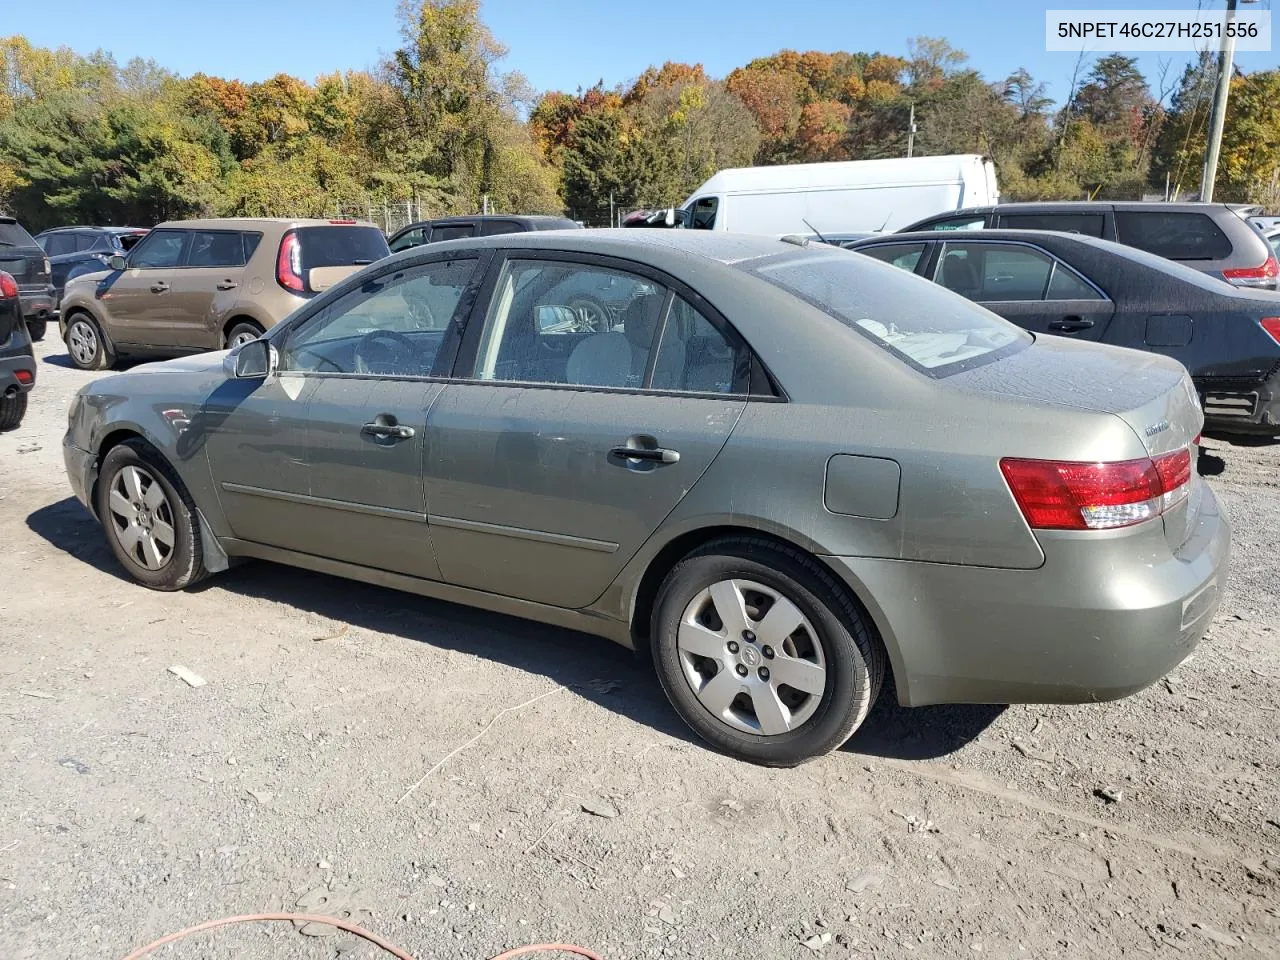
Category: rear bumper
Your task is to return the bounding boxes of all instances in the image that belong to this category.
[1198,366,1280,434]
[0,350,36,395]
[19,287,55,322]
[827,483,1230,707]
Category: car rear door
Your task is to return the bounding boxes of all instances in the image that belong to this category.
[162,229,252,350]
[932,239,1116,341]
[422,251,751,608]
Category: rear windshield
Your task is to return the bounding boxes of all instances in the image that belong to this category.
[1115,211,1232,260]
[0,220,37,247]
[296,226,389,271]
[746,251,1031,377]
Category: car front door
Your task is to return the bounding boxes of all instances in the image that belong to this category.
[213,252,489,578]
[101,229,189,348]
[932,240,1116,342]
[423,253,751,608]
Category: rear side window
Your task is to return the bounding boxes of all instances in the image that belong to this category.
[432,224,476,242]
[1115,212,1231,260]
[295,226,389,270]
[749,251,1030,376]
[0,221,37,247]
[74,233,99,252]
[999,213,1105,237]
[188,230,249,267]
[480,220,526,237]
[854,242,927,273]
[42,233,77,257]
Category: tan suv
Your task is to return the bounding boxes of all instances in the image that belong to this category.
[58,217,389,370]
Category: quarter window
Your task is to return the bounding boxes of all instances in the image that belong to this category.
[1114,212,1232,260]
[854,242,928,273]
[280,258,478,377]
[472,260,663,389]
[1046,263,1103,300]
[651,297,748,395]
[128,230,187,269]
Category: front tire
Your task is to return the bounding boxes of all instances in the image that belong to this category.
[96,439,207,591]
[0,392,28,431]
[651,537,884,767]
[64,313,113,370]
[26,319,46,342]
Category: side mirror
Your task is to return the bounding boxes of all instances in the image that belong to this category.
[223,338,277,380]
[107,254,127,271]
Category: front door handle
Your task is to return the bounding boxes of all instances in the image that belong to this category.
[609,445,680,464]
[1048,316,1094,333]
[361,414,415,441]
[216,280,239,290]
[150,281,169,293]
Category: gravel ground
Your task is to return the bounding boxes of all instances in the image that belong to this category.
[1,335,1277,960]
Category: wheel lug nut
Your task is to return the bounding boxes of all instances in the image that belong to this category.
[742,630,756,643]
[727,641,739,654]
[735,664,748,677]
[758,667,770,681]
[762,646,774,659]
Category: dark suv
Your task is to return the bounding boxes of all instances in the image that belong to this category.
[0,270,35,430]
[0,217,56,341]
[35,226,150,306]
[388,215,581,253]
[900,202,1278,291]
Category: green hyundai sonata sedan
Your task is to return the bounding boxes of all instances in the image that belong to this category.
[63,229,1229,766]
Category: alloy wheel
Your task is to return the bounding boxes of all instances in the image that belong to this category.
[106,465,176,571]
[67,319,98,366]
[676,578,827,736]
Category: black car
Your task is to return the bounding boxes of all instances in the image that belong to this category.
[35,225,150,305]
[387,215,581,252]
[0,270,36,430]
[0,216,56,341]
[846,229,1280,435]
[899,202,1277,292]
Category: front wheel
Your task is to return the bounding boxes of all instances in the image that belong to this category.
[26,319,46,342]
[0,392,28,431]
[96,440,207,591]
[64,313,113,370]
[651,537,884,767]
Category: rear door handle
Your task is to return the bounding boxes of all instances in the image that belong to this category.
[361,414,415,441]
[150,282,169,293]
[216,280,238,290]
[609,445,680,464]
[1048,316,1094,333]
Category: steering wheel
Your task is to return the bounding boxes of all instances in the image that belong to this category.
[354,330,419,375]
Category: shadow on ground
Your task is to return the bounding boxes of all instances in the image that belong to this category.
[29,495,1005,763]
[41,351,146,371]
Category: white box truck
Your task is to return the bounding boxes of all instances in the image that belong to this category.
[669,154,999,236]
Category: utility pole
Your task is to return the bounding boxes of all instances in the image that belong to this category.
[609,192,615,228]
[906,103,916,158]
[1201,0,1256,202]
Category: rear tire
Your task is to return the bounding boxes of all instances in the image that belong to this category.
[64,313,113,370]
[96,439,207,591]
[651,536,884,767]
[225,321,264,349]
[26,319,46,342]
[0,392,28,431]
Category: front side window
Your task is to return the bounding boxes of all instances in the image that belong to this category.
[128,230,187,269]
[853,242,928,273]
[187,231,248,268]
[935,242,1054,301]
[280,258,478,377]
[688,197,718,230]
[472,260,663,388]
[1115,212,1232,260]
[749,249,1029,376]
[389,227,425,253]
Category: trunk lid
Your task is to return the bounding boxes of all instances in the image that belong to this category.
[952,335,1204,550]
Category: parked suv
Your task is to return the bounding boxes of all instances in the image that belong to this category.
[0,216,56,341]
[900,202,1278,290]
[57,218,389,370]
[387,215,580,253]
[36,226,150,307]
[0,271,36,430]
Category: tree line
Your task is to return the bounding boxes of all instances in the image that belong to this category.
[2,2,1278,233]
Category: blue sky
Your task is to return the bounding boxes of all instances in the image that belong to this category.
[7,0,1278,108]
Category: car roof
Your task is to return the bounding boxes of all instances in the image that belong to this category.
[39,225,149,234]
[430,214,575,224]
[151,217,379,231]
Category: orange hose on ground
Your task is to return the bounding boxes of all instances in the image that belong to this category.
[118,911,603,960]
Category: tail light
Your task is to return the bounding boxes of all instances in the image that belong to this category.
[1223,253,1279,287]
[0,271,16,299]
[1261,317,1280,346]
[276,230,304,293]
[1000,447,1193,531]
[42,257,51,276]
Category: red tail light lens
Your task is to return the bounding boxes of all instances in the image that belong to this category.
[1000,447,1193,531]
[0,271,16,299]
[1223,253,1279,285]
[276,230,304,293]
[1262,317,1280,346]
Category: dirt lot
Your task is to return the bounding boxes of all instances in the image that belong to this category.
[0,336,1277,960]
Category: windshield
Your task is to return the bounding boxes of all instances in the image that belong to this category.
[747,250,1031,376]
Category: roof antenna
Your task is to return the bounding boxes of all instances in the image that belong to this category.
[802,218,829,244]
[876,211,893,233]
